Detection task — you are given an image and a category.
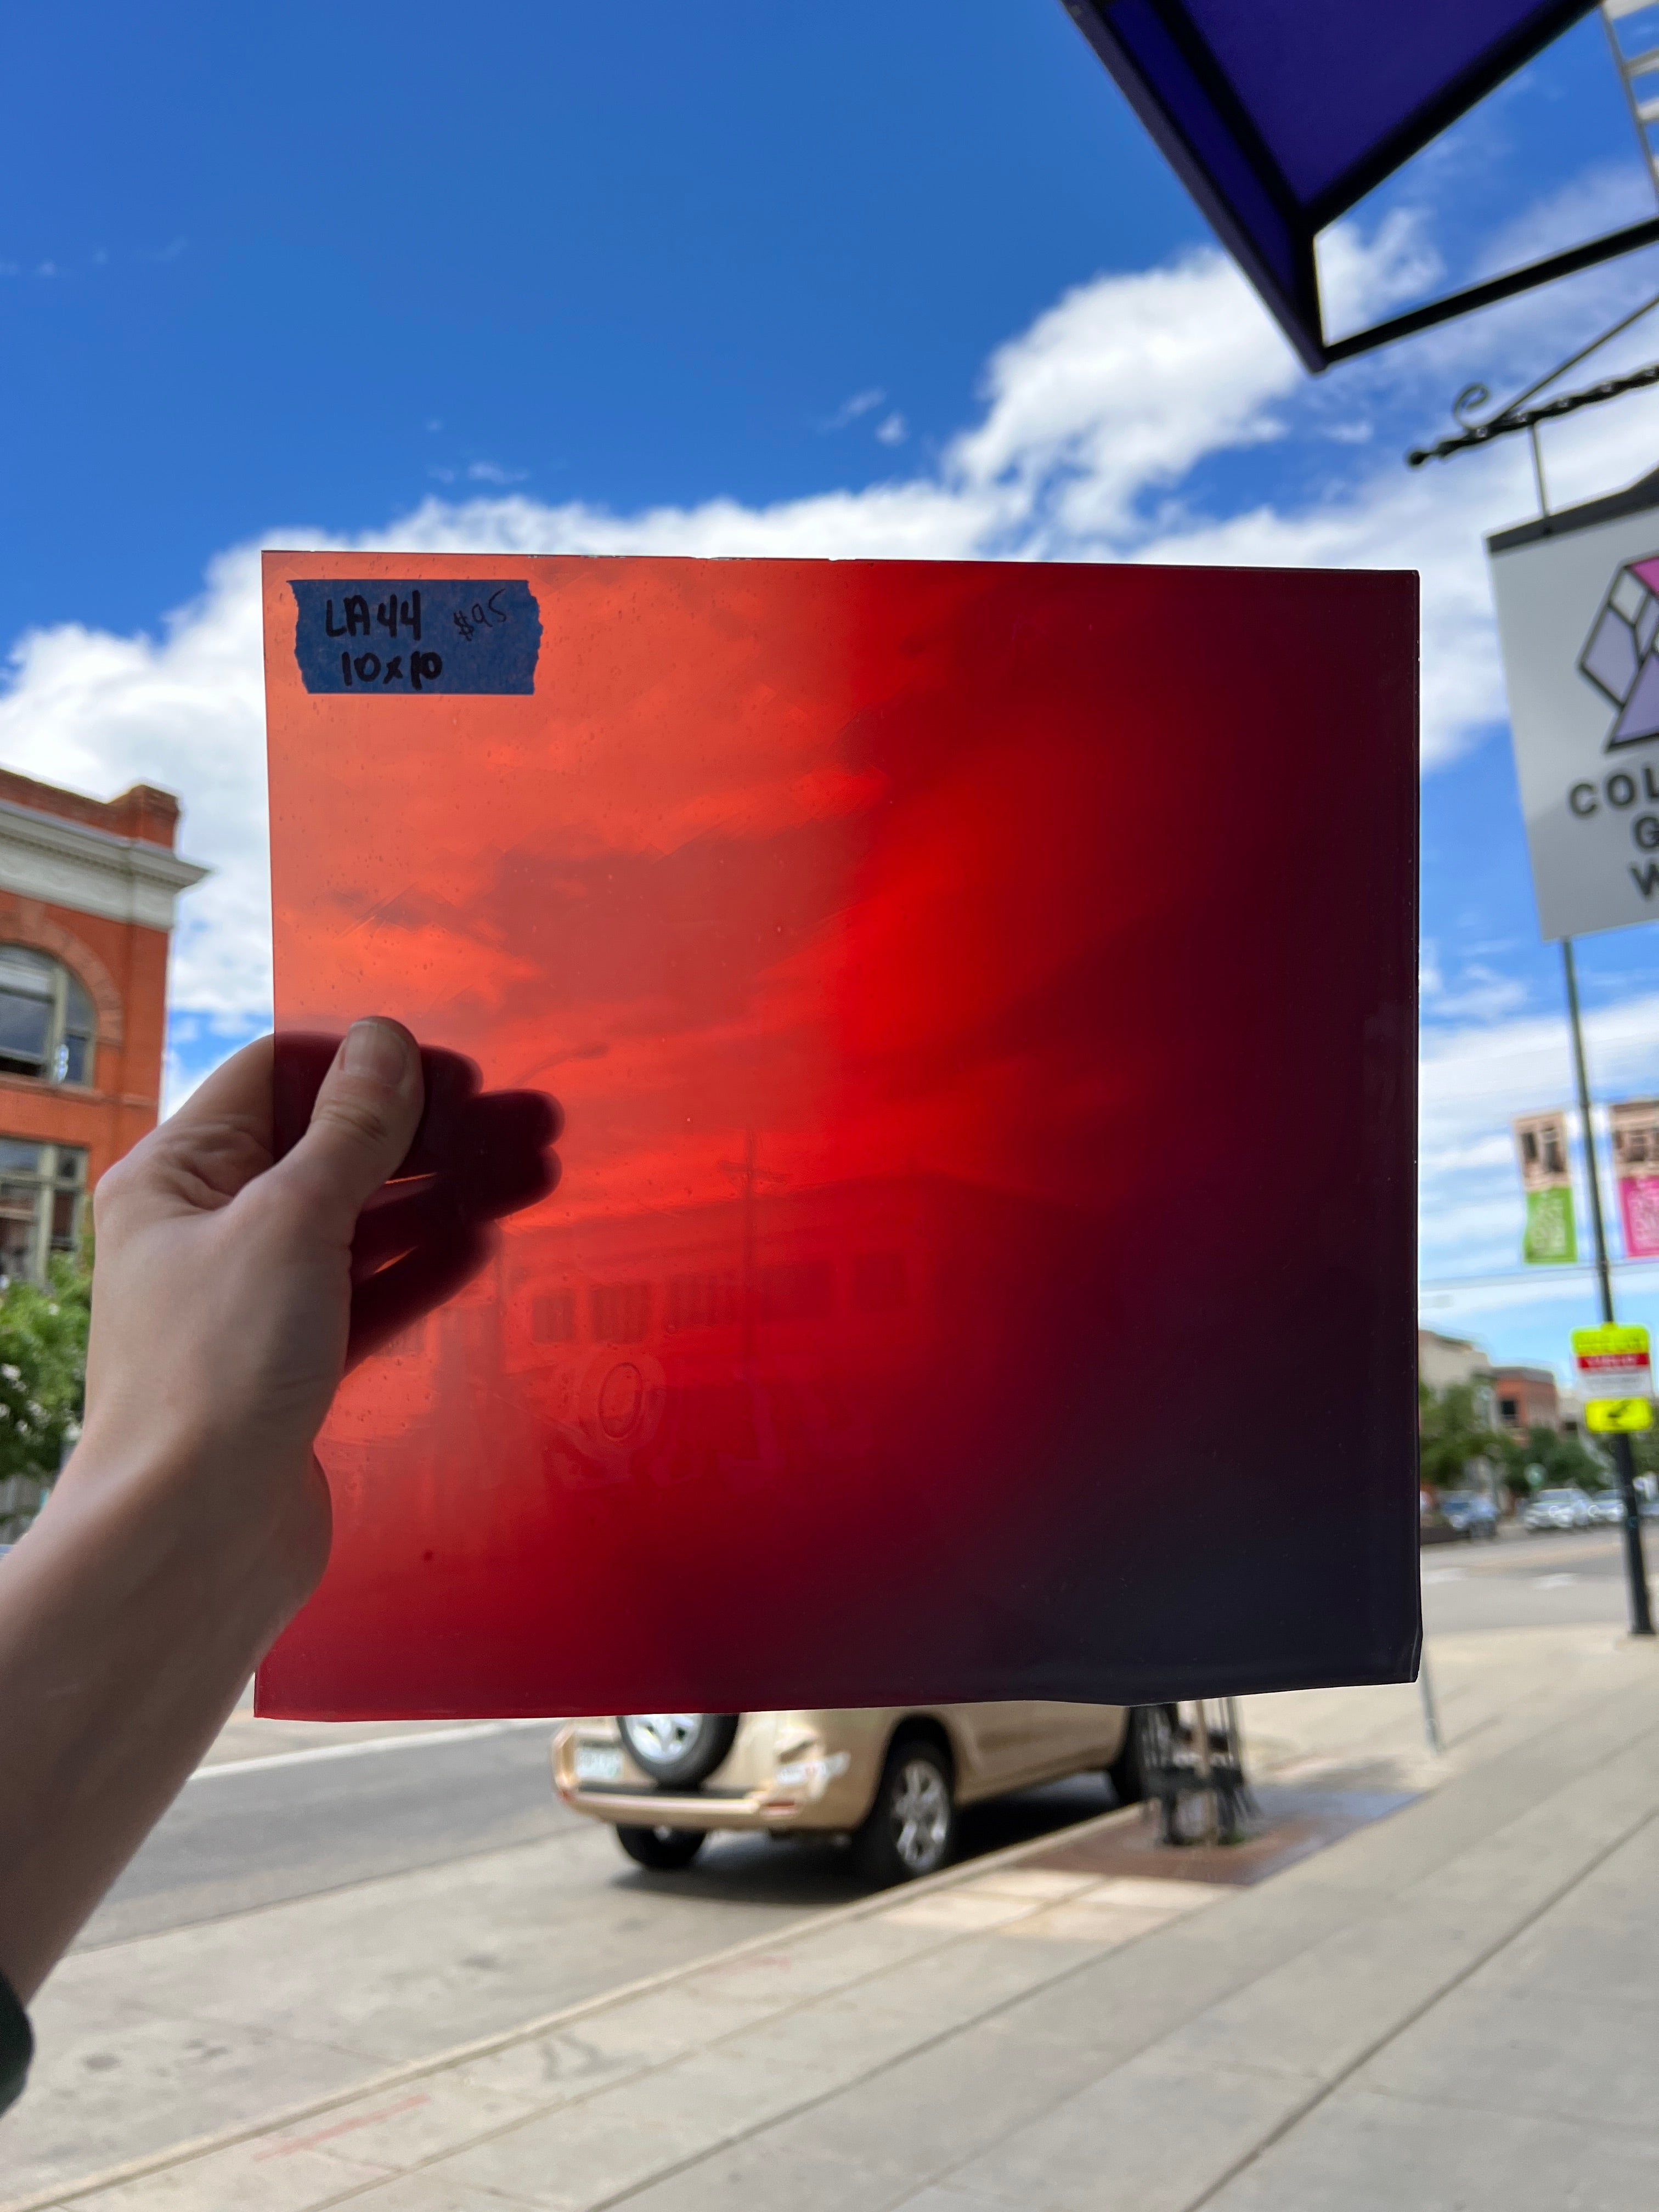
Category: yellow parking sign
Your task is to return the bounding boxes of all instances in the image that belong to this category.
[1587,1397,1654,1434]
[1572,1324,1652,1425]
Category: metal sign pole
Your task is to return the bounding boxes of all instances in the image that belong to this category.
[1562,937,1655,1637]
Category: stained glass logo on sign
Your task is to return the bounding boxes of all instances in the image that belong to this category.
[1579,555,1659,748]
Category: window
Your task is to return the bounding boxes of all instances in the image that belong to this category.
[590,1281,651,1341]
[665,1272,740,1331]
[1499,1396,1519,1426]
[0,1141,87,1283]
[532,1291,577,1342]
[0,947,95,1084]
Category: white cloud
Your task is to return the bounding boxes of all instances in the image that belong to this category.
[2,177,1648,1166]
[874,411,907,446]
[823,387,886,430]
[1314,206,1444,340]
[948,251,1297,548]
[1424,958,1530,1023]
[466,460,528,485]
[1475,160,1656,284]
[0,541,282,1029]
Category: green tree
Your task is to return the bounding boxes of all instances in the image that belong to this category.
[0,1250,90,1538]
[1418,1380,1494,1490]
[1496,1421,1610,1497]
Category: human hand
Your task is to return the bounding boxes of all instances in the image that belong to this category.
[74,1021,426,1609]
[74,1020,559,1612]
[0,1019,560,2006]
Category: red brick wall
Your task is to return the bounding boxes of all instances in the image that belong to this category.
[0,890,169,1186]
[0,769,180,850]
[1494,1372,1560,1433]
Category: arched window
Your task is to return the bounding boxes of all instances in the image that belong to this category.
[0,946,97,1085]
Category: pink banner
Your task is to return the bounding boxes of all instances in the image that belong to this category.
[1622,1173,1659,1260]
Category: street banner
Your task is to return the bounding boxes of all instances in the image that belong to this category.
[1488,466,1659,940]
[258,552,1419,1718]
[1610,1098,1659,1259]
[1514,1110,1577,1263]
[1573,1323,1654,1434]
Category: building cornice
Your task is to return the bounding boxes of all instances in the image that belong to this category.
[0,797,208,931]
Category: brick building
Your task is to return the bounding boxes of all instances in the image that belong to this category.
[1491,1364,1561,1436]
[0,768,205,1280]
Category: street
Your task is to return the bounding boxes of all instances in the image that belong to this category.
[80,1725,1114,1955]
[14,1711,1114,2198]
[7,1538,1654,2207]
[1421,1523,1644,1634]
[83,1521,1647,1953]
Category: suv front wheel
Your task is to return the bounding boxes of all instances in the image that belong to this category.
[854,1737,955,1885]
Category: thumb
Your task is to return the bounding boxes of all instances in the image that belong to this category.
[273,1018,424,1233]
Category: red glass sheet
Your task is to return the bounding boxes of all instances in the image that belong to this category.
[258,552,1419,1718]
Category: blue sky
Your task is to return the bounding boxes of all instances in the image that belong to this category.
[6,2,1659,1383]
[0,2,1194,636]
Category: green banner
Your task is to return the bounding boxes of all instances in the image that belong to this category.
[1523,1183,1577,1265]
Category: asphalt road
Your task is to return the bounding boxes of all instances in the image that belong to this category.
[78,1522,1651,1956]
[76,1722,1114,1953]
[1420,1522,1653,1635]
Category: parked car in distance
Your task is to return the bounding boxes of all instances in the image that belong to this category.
[552,1703,1167,1885]
[1590,1489,1626,1526]
[1524,1486,1594,1532]
[1439,1492,1499,1541]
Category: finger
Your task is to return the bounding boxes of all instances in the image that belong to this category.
[271,1033,343,1160]
[274,1036,482,1174]
[349,1141,555,1300]
[346,1220,496,1367]
[273,1018,425,1233]
[452,1090,563,1219]
[398,1048,486,1176]
[350,1177,451,1281]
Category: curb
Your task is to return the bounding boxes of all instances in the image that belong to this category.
[3,1795,1152,2211]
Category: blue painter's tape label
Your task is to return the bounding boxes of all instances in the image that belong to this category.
[290,579,541,695]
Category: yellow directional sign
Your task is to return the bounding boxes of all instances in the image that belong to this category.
[1587,1397,1654,1434]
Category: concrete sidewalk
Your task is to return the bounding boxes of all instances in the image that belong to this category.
[10,1622,1657,2212]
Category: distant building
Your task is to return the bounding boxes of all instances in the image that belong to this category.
[1418,1327,1496,1418]
[1491,1364,1561,1436]
[0,769,205,1280]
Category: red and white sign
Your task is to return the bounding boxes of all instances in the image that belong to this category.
[1572,1325,1652,1399]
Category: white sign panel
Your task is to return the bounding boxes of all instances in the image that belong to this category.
[1488,470,1659,941]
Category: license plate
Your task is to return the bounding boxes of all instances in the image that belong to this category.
[574,1743,625,1783]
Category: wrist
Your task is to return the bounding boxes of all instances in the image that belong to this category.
[50,1423,330,1632]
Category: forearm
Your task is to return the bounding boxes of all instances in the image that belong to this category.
[0,1444,317,2001]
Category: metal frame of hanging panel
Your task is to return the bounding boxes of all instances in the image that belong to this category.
[1062,0,1659,371]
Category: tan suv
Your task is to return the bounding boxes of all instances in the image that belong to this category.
[551,1704,1162,1884]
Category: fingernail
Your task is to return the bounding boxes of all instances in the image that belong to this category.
[342,1019,412,1087]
